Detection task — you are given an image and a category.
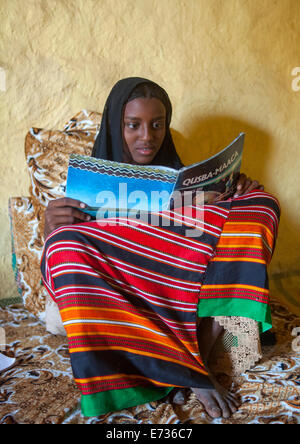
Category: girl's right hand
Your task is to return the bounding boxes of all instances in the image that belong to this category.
[44,197,91,239]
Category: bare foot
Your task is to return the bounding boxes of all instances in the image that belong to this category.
[192,372,240,419]
[192,386,239,419]
[172,380,240,419]
[193,317,240,418]
[172,317,241,418]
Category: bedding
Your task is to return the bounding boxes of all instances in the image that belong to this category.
[0,297,299,424]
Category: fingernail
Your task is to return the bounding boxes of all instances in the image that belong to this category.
[80,203,86,208]
[86,215,91,220]
[234,194,239,198]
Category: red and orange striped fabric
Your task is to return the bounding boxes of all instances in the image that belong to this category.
[198,192,280,324]
[41,191,280,416]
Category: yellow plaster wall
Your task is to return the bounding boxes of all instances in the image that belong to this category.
[0,0,299,309]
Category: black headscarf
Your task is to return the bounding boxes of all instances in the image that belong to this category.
[91,77,183,170]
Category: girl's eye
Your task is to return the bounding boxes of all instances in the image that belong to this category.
[153,121,165,129]
[125,121,165,130]
[126,122,139,129]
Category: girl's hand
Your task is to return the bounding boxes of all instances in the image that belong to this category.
[234,173,264,198]
[44,197,91,239]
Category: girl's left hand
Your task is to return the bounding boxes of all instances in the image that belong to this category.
[234,173,264,198]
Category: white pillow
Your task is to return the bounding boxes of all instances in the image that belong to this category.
[45,294,66,336]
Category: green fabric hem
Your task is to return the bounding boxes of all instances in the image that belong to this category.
[197,298,272,333]
[81,386,174,417]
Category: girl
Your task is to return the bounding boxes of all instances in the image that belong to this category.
[41,78,279,419]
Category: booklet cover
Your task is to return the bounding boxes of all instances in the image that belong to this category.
[65,133,244,218]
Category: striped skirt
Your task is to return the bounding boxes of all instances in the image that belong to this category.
[40,191,280,416]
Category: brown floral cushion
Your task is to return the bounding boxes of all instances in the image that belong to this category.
[9,110,102,319]
[8,197,47,318]
[25,110,101,207]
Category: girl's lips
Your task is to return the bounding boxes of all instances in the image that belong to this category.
[136,146,156,156]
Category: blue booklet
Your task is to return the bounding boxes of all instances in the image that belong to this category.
[65,133,244,219]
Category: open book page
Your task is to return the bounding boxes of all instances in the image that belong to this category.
[66,156,179,218]
[174,133,244,203]
[65,133,244,217]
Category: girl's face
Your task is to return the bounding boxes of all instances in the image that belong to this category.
[123,97,166,164]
